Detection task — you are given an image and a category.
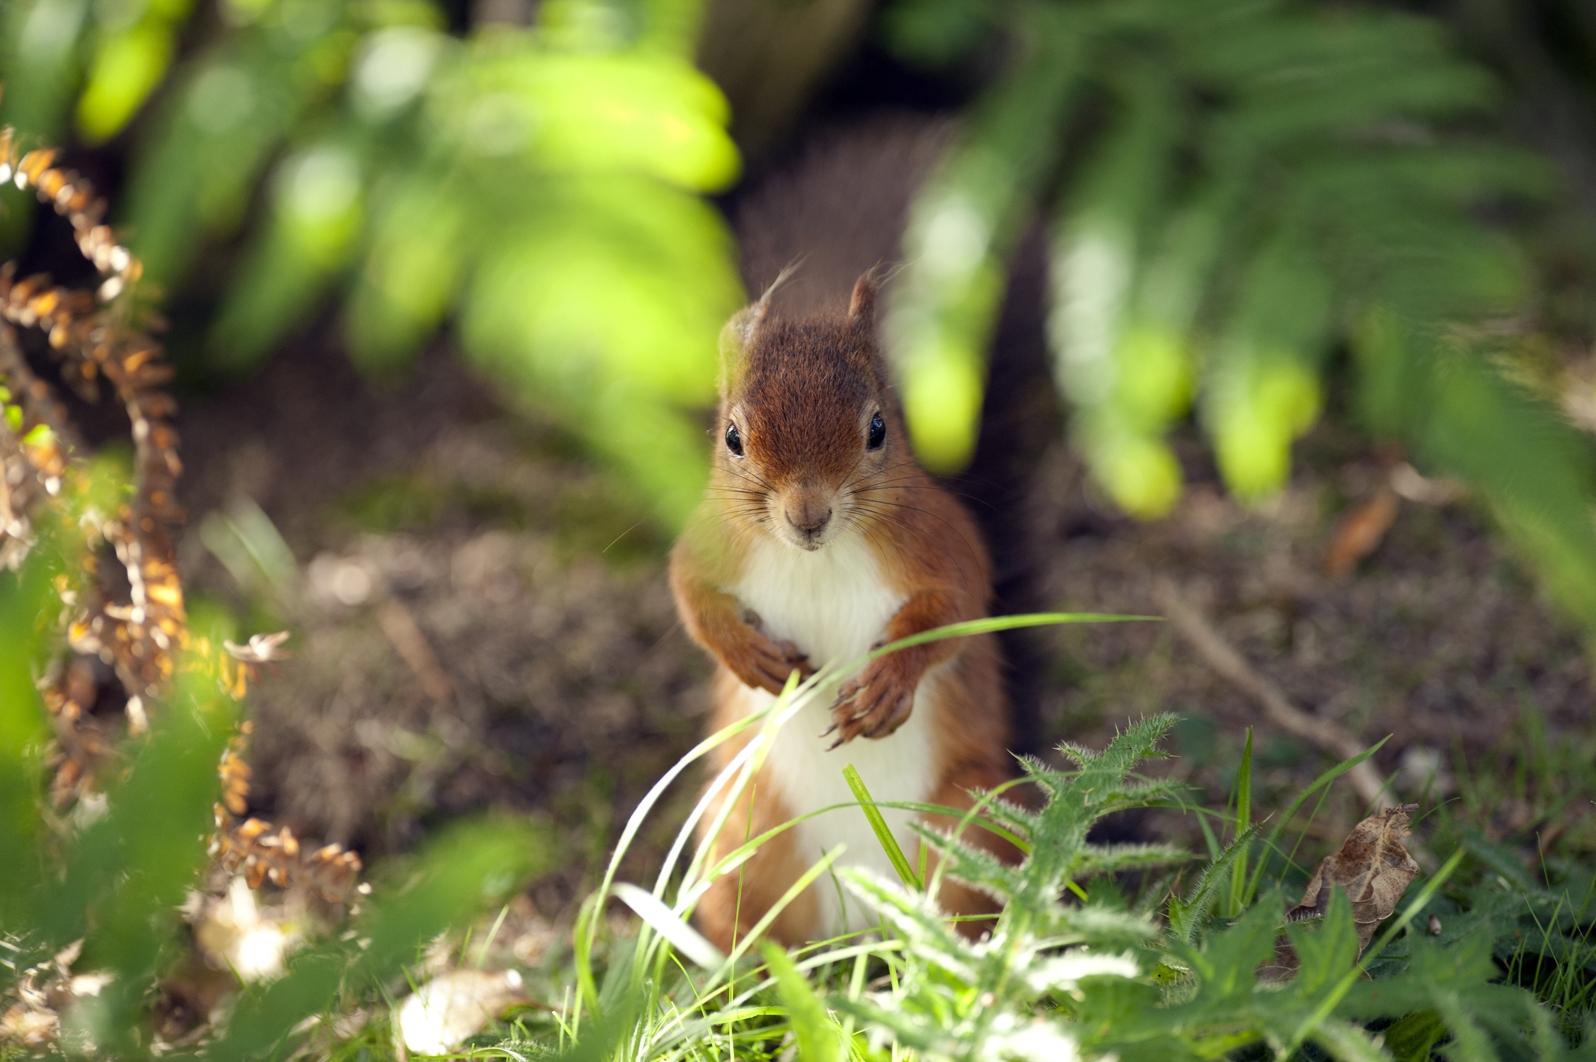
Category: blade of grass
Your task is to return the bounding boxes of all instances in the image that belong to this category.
[1244,737,1389,902]
[843,765,921,891]
[670,671,836,918]
[614,883,725,971]
[763,942,849,1062]
[1195,806,1222,861]
[648,939,899,1055]
[867,612,1157,660]
[712,847,846,981]
[1227,727,1254,914]
[577,672,799,1011]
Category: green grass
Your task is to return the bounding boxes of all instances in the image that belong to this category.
[436,656,1593,1061]
[3,586,1592,1059]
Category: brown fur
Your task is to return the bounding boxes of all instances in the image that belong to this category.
[670,274,1018,950]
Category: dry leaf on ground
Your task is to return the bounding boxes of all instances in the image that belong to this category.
[1261,804,1423,980]
[192,877,303,982]
[1325,486,1401,577]
[396,969,528,1055]
[1288,803,1422,949]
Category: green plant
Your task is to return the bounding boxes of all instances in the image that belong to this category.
[0,0,742,524]
[0,501,551,1057]
[882,0,1596,642]
[499,654,1587,1061]
[0,136,552,1056]
[7,0,1594,644]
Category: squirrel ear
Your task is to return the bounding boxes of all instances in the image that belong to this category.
[848,272,879,327]
[717,303,763,393]
[719,265,799,391]
[719,302,765,358]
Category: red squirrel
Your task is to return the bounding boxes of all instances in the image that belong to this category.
[669,269,1018,950]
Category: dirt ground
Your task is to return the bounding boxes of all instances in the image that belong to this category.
[175,339,1594,922]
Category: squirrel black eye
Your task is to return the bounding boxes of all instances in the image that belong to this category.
[724,423,744,457]
[866,411,886,450]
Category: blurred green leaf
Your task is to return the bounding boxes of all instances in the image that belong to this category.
[0,0,93,249]
[0,0,91,146]
[1223,62,1495,145]
[1206,221,1332,499]
[1356,318,1596,638]
[1050,65,1182,516]
[343,165,466,371]
[883,0,992,66]
[884,0,1596,653]
[211,135,367,368]
[429,45,738,191]
[123,4,352,285]
[462,183,734,405]
[0,545,54,938]
[75,8,185,143]
[96,2,742,522]
[887,9,1082,471]
[764,943,849,1062]
[460,178,739,523]
[50,668,237,1051]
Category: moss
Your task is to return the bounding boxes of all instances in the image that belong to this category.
[333,474,537,536]
[335,475,449,534]
[548,480,669,568]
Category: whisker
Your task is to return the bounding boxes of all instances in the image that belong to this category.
[846,498,987,568]
[725,463,778,494]
[849,481,997,511]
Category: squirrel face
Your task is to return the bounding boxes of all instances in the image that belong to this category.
[714,275,902,552]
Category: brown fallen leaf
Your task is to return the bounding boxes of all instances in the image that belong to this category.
[1260,804,1423,981]
[1288,804,1422,949]
[1325,485,1401,577]
[396,969,529,1055]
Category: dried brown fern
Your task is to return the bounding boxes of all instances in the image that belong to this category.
[0,125,363,902]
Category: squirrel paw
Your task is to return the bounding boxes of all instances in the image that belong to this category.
[724,625,812,695]
[826,659,918,747]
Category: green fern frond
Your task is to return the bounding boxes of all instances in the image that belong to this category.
[890,0,1596,645]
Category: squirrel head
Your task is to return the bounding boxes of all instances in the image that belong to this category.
[713,272,907,552]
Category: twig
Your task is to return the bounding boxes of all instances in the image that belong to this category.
[376,595,456,708]
[1153,579,1389,810]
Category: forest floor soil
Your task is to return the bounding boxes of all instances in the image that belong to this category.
[178,343,1595,923]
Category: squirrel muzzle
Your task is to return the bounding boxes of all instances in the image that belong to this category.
[779,483,835,551]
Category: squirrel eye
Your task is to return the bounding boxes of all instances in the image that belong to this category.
[724,422,744,457]
[866,411,886,450]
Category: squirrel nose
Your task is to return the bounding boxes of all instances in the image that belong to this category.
[785,506,832,538]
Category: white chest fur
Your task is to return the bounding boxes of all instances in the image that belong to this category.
[729,534,941,935]
[733,532,902,669]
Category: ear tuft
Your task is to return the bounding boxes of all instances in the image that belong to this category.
[719,263,803,392]
[717,305,760,394]
[719,304,763,357]
[848,272,879,327]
